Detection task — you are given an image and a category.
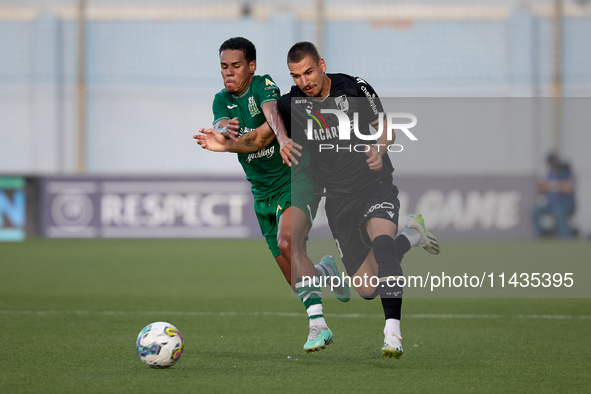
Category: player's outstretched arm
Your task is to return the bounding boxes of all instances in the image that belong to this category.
[193,128,231,152]
[261,101,302,166]
[196,123,276,154]
[194,118,243,151]
[215,117,240,141]
[226,121,275,154]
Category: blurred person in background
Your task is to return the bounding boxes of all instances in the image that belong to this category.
[532,153,576,239]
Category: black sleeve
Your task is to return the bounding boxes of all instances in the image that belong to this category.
[354,77,384,128]
[277,94,292,138]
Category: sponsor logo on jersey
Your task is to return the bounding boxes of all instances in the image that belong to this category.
[248,96,260,117]
[238,127,254,137]
[227,104,238,109]
[264,78,278,90]
[355,77,368,84]
[305,107,328,137]
[246,145,275,163]
[307,126,340,141]
[359,85,378,115]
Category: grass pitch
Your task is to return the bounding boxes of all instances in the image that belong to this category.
[1,239,590,393]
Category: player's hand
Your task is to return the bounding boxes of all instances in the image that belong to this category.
[366,145,383,171]
[221,118,240,141]
[277,135,302,167]
[193,128,229,152]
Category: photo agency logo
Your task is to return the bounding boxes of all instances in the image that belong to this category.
[306,109,418,153]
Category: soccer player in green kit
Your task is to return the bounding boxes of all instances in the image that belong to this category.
[194,37,349,353]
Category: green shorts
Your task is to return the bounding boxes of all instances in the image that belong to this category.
[291,169,319,229]
[254,172,319,258]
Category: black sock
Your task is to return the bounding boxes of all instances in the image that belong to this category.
[381,297,402,320]
[395,234,411,262]
[373,234,403,298]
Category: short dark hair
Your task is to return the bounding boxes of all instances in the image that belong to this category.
[219,37,256,63]
[287,41,321,65]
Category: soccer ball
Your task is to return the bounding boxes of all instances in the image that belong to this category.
[136,322,184,368]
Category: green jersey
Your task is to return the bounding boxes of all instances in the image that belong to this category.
[212,75,290,201]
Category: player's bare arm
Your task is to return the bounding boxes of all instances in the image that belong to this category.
[193,118,238,152]
[261,101,302,166]
[226,121,276,153]
[194,121,275,154]
[193,126,231,152]
[212,117,240,141]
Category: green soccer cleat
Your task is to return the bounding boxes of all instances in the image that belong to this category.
[320,255,351,302]
[406,214,440,255]
[303,326,334,353]
[382,332,403,359]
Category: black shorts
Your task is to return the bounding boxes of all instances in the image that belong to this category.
[325,182,400,276]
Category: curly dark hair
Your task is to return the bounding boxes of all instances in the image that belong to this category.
[219,37,256,63]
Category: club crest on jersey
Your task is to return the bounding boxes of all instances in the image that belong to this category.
[248,96,260,117]
[334,95,349,113]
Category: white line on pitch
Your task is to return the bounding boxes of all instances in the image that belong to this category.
[0,310,590,320]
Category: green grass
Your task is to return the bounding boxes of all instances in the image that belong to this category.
[1,239,590,393]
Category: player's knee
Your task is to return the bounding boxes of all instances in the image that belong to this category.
[356,286,378,299]
[361,289,378,301]
[277,235,291,257]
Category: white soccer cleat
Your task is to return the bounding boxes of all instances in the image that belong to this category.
[382,332,403,359]
[406,214,440,255]
[303,326,334,353]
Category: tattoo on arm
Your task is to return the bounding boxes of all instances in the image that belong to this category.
[244,134,254,147]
